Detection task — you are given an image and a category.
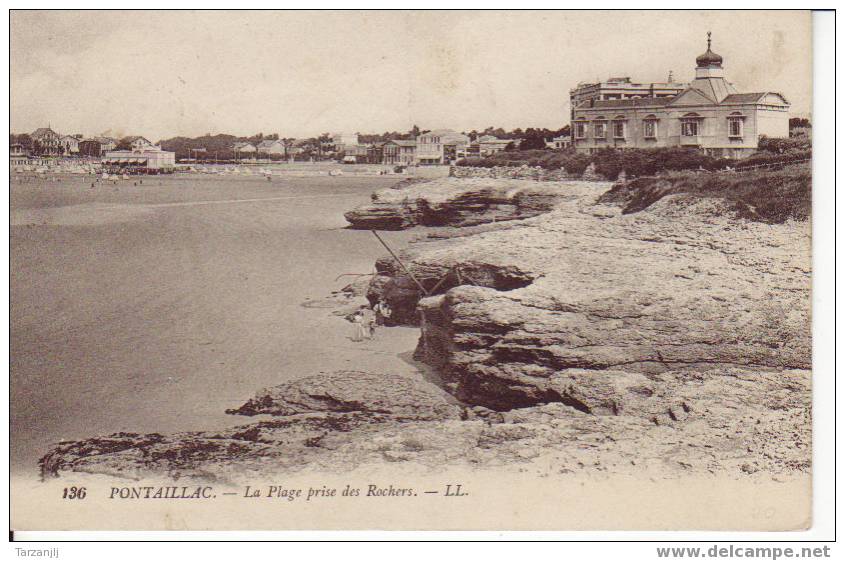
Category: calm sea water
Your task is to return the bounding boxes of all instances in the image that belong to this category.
[10,173,419,473]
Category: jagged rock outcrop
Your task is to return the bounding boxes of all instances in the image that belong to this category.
[227,370,462,421]
[344,177,568,230]
[366,255,537,326]
[367,183,810,411]
[40,370,463,481]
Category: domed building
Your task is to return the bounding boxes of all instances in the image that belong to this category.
[571,33,790,159]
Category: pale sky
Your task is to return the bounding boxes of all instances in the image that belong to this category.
[11,10,812,141]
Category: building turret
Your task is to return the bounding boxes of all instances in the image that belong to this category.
[689,32,736,102]
[696,32,724,69]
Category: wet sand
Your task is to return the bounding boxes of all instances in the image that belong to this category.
[10,173,422,473]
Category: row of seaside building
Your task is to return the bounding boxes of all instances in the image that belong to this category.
[11,132,176,173]
[231,131,523,166]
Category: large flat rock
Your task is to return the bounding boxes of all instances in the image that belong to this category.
[344,177,571,230]
[227,370,462,421]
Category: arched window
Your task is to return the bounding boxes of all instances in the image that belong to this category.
[593,116,608,140]
[612,115,627,139]
[680,113,703,137]
[643,114,659,139]
[573,118,588,139]
[727,111,746,138]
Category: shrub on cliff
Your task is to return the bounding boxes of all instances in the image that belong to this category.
[598,163,811,223]
[458,147,732,178]
[455,145,812,182]
[757,135,812,154]
[588,148,729,180]
[558,153,592,175]
[734,148,812,171]
[456,157,497,168]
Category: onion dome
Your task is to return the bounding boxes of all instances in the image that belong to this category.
[696,32,723,67]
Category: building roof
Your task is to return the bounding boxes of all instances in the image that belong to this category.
[721,92,768,104]
[388,139,417,147]
[419,129,470,142]
[579,89,782,112]
[586,97,674,109]
[121,135,150,144]
[31,127,58,138]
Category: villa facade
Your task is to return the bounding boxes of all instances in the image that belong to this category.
[571,35,790,159]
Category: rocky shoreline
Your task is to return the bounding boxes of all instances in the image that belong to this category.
[343,177,565,230]
[39,176,811,483]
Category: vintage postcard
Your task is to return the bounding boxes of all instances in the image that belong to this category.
[9,9,815,532]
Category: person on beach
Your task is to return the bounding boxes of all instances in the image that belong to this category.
[362,307,376,339]
[350,310,366,342]
[351,307,376,341]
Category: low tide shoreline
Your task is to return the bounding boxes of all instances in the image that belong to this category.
[27,173,812,488]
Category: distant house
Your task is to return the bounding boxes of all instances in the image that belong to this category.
[60,135,80,154]
[286,141,306,158]
[120,136,153,150]
[343,144,369,163]
[383,139,417,165]
[31,127,62,155]
[256,139,286,156]
[417,129,470,165]
[546,135,572,150]
[367,142,385,164]
[233,142,257,159]
[476,135,513,156]
[332,132,359,152]
[10,143,29,166]
[91,137,117,152]
[78,139,103,157]
[102,145,176,173]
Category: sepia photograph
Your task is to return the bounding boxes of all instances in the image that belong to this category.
[6,8,832,538]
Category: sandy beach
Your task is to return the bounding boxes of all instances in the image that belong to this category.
[10,172,422,473]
